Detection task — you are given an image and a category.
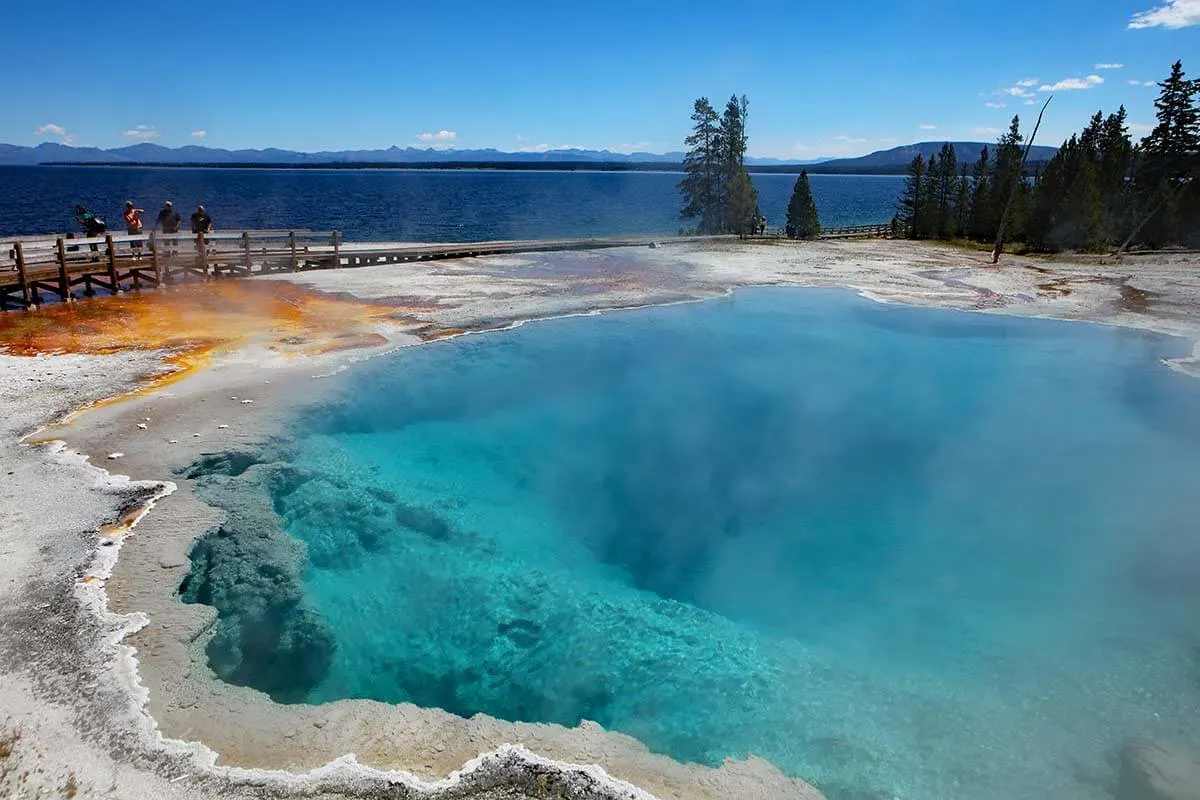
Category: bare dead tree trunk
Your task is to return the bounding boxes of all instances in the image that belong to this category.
[1112,191,1172,260]
[991,96,1052,265]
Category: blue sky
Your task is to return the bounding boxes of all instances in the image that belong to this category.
[3,0,1197,158]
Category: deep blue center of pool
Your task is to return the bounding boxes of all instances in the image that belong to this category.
[185,289,1200,800]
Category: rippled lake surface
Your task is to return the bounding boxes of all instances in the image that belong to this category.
[182,289,1200,800]
[0,166,902,240]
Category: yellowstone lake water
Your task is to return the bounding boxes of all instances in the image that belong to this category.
[0,166,901,240]
[182,289,1200,800]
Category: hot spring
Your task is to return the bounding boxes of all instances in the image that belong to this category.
[180,288,1200,800]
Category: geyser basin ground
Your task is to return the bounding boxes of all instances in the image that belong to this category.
[181,287,1200,800]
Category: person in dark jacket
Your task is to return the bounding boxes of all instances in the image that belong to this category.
[75,204,106,236]
[154,201,181,233]
[190,205,214,234]
[154,201,182,255]
[75,204,106,254]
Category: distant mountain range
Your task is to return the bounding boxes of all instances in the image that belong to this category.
[0,142,701,166]
[0,141,1057,174]
[805,141,1059,174]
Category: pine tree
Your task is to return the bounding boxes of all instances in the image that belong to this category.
[1026,136,1071,250]
[895,155,926,238]
[679,98,724,234]
[968,146,992,241]
[716,94,751,231]
[786,170,821,238]
[1065,154,1105,250]
[724,167,759,238]
[1140,61,1200,184]
[918,151,939,238]
[720,95,749,172]
[1134,60,1200,246]
[989,116,1025,241]
[1098,106,1134,242]
[935,143,958,238]
[952,165,970,239]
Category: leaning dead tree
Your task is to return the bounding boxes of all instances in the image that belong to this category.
[1112,193,1172,259]
[1111,178,1190,259]
[991,96,1052,265]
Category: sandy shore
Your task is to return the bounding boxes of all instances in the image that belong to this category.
[1,238,1197,800]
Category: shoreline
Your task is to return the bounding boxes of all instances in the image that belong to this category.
[2,238,1198,800]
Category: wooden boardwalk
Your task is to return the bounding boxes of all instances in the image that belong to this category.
[818,223,894,239]
[0,230,700,311]
[1,225,893,311]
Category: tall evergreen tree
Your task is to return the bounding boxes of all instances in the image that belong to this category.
[918,151,939,238]
[786,170,821,238]
[952,165,971,239]
[718,95,751,231]
[935,142,958,238]
[895,155,926,238]
[1134,60,1200,246]
[724,167,759,238]
[720,95,749,171]
[1098,106,1135,240]
[989,116,1026,242]
[679,98,724,234]
[968,146,993,241]
[1140,61,1200,184]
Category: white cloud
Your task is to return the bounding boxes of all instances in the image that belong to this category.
[1016,78,1039,87]
[1002,86,1035,98]
[1130,122,1154,134]
[973,126,1001,135]
[191,129,206,139]
[985,101,1007,108]
[1095,63,1124,69]
[1039,74,1104,91]
[792,142,810,152]
[123,124,158,141]
[1129,0,1200,28]
[35,123,73,144]
[415,130,457,150]
[611,142,651,153]
[1025,99,1038,105]
[919,123,938,130]
[515,143,588,153]
[833,134,867,143]
[1128,79,1158,86]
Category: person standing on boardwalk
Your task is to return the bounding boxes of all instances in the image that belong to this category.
[123,201,145,258]
[75,204,106,255]
[190,205,214,234]
[154,200,182,256]
[154,201,181,233]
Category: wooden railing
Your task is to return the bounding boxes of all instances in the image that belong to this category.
[1,229,339,309]
[749,223,893,240]
[0,230,708,311]
[819,223,893,239]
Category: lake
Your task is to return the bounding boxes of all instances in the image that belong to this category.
[0,166,902,241]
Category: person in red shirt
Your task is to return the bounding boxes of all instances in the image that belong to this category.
[124,200,145,258]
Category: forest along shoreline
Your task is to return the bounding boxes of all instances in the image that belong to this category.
[0,238,1198,800]
[891,60,1199,257]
